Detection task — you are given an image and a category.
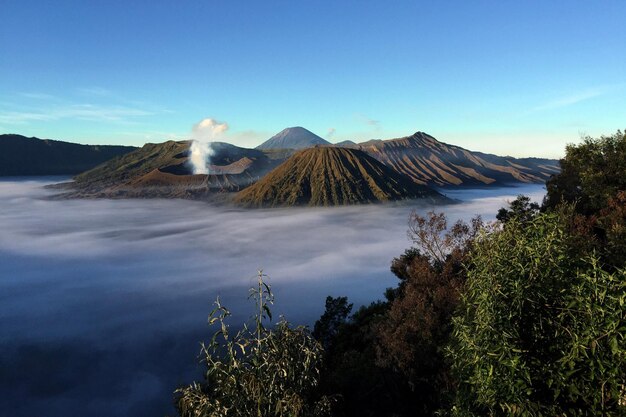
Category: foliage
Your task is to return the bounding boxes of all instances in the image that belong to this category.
[599,191,626,267]
[496,194,540,224]
[312,296,353,350]
[312,212,484,416]
[315,300,415,417]
[449,210,626,416]
[545,130,626,215]
[544,130,626,267]
[175,271,333,417]
[374,212,483,414]
[407,210,482,265]
[390,247,422,283]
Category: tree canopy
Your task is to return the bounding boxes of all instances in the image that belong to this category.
[450,210,626,416]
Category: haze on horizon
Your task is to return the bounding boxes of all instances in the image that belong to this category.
[1,0,625,158]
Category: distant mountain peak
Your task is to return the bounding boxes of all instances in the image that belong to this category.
[256,127,330,150]
[281,126,308,133]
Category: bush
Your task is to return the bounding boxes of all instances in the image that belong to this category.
[314,298,403,417]
[449,210,626,416]
[545,130,626,216]
[176,272,333,417]
[544,130,626,268]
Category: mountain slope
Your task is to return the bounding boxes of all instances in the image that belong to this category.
[355,132,560,186]
[256,127,330,150]
[234,146,447,207]
[0,134,136,176]
[334,140,359,148]
[66,140,289,198]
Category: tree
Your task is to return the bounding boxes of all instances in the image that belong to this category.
[544,130,626,267]
[496,195,540,224]
[449,210,626,416]
[315,300,406,417]
[545,130,626,215]
[313,296,353,350]
[175,271,333,417]
[374,212,483,415]
[406,211,482,266]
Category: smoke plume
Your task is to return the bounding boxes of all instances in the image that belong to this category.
[189,118,229,174]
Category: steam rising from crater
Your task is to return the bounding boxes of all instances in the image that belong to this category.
[189,118,229,174]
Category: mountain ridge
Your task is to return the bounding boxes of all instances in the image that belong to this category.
[64,140,288,198]
[22,128,561,203]
[342,131,560,186]
[234,146,448,207]
[0,134,136,176]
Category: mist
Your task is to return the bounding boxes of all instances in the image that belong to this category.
[0,178,545,417]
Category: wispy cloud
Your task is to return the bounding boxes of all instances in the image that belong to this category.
[1,89,164,126]
[0,104,154,125]
[18,92,58,101]
[531,84,624,112]
[326,127,336,139]
[76,87,113,97]
[356,113,381,131]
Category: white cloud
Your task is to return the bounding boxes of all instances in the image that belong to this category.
[191,118,228,142]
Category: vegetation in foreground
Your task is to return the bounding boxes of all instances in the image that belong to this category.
[175,272,333,417]
[177,131,626,416]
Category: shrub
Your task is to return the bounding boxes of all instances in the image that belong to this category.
[449,210,626,416]
[545,130,626,216]
[176,271,333,417]
[543,131,626,267]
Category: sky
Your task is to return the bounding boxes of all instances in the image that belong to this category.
[1,0,624,158]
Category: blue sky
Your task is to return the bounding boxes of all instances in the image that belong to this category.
[1,0,624,157]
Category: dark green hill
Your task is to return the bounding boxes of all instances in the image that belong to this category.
[0,134,136,176]
[234,146,448,207]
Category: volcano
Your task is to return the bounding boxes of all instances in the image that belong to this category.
[234,146,448,207]
[256,127,330,150]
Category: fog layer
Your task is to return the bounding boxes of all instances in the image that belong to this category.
[0,178,545,417]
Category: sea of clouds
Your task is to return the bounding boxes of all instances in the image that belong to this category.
[0,178,545,417]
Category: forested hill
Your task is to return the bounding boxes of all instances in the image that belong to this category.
[0,134,136,176]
